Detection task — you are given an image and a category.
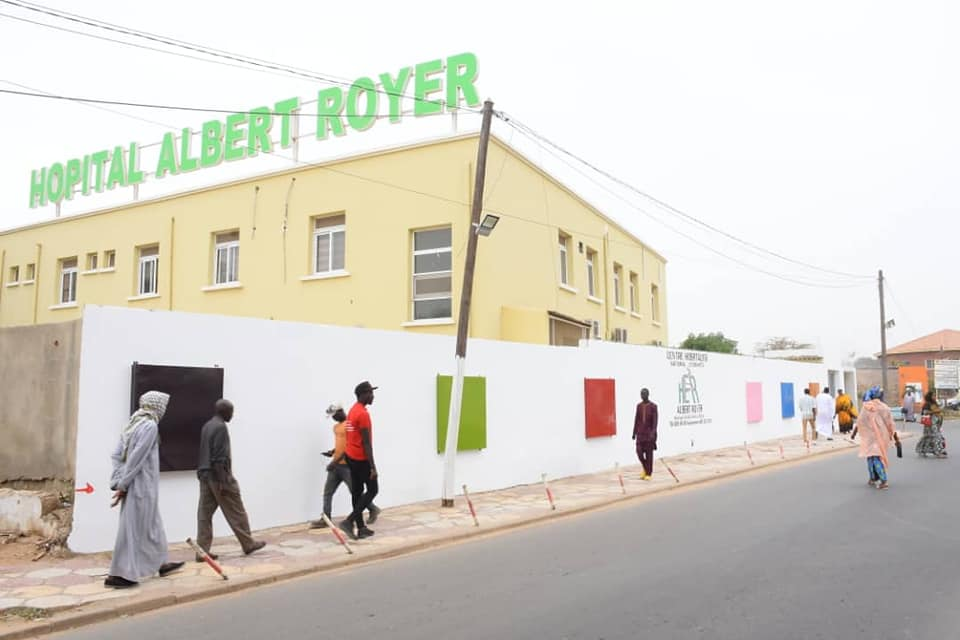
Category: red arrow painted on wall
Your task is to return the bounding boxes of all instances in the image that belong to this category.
[75,482,94,494]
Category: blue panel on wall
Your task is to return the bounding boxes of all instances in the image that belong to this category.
[781,382,795,418]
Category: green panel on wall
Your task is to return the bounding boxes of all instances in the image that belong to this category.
[437,375,487,453]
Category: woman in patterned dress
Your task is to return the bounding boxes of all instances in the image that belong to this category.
[916,391,946,458]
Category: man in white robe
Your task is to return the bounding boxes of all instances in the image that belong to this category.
[104,390,183,588]
[815,386,836,442]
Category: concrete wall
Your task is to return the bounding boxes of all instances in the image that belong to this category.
[0,320,81,482]
[70,306,824,552]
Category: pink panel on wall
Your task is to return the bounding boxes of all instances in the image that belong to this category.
[746,382,763,423]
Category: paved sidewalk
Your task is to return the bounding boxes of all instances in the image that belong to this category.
[0,434,869,639]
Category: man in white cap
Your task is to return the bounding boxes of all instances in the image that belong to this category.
[310,403,380,528]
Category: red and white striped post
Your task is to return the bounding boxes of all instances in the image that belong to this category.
[615,462,626,494]
[186,538,229,580]
[462,484,479,527]
[744,441,755,466]
[321,513,354,554]
[542,473,557,510]
[662,459,680,483]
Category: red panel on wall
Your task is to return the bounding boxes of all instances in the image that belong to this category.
[584,378,617,438]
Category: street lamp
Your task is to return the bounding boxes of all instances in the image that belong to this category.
[473,213,500,237]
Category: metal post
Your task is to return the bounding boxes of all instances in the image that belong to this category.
[879,269,888,398]
[441,100,494,507]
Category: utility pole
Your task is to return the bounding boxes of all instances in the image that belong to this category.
[441,99,495,507]
[878,269,888,398]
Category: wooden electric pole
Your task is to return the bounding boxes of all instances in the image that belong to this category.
[879,269,888,398]
[441,99,495,507]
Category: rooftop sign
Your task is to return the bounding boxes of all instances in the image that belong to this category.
[28,53,480,209]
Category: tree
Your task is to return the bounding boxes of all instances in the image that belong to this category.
[755,336,813,353]
[679,332,738,354]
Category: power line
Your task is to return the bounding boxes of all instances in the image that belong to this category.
[499,119,869,289]
[497,111,874,282]
[0,87,475,121]
[9,0,357,83]
[0,0,483,113]
[0,11,302,81]
[883,278,918,336]
[0,78,175,129]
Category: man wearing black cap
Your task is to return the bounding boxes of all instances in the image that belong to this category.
[339,381,379,540]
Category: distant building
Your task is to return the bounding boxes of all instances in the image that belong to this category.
[762,348,823,363]
[885,329,960,369]
[762,347,855,397]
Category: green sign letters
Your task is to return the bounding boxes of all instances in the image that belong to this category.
[28,53,480,209]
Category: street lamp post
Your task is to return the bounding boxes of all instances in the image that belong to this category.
[441,99,495,507]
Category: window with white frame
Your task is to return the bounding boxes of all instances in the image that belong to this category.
[313,214,346,274]
[613,263,623,307]
[629,272,639,313]
[104,250,116,269]
[651,283,661,322]
[59,257,77,304]
[138,245,159,295]
[558,232,571,285]
[8,265,18,284]
[412,227,452,320]
[585,248,597,298]
[86,252,98,271]
[213,231,240,285]
[25,263,35,283]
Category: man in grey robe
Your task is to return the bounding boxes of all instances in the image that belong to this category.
[104,390,183,588]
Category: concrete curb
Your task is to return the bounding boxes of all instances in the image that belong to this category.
[0,438,882,639]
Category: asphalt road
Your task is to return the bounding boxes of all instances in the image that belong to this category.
[52,421,960,640]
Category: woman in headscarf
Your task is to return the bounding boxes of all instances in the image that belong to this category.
[916,390,946,458]
[851,386,899,489]
[835,389,858,435]
[104,390,183,588]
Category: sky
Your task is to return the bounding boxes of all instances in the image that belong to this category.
[0,0,957,359]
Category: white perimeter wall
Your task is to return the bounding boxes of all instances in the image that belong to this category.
[71,306,831,552]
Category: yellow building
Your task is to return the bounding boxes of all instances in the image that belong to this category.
[0,133,668,346]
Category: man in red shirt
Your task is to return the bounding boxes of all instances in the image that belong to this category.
[339,381,379,540]
[632,388,658,480]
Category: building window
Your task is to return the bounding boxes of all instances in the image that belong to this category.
[138,246,159,295]
[585,248,597,298]
[86,252,98,272]
[549,316,589,347]
[558,232,571,285]
[24,263,35,283]
[412,226,452,320]
[313,214,346,274]
[213,231,240,285]
[104,250,116,269]
[59,257,78,304]
[8,265,18,284]
[629,272,639,313]
[925,359,935,369]
[613,263,623,308]
[651,283,661,323]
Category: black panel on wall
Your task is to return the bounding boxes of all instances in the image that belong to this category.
[130,363,225,472]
